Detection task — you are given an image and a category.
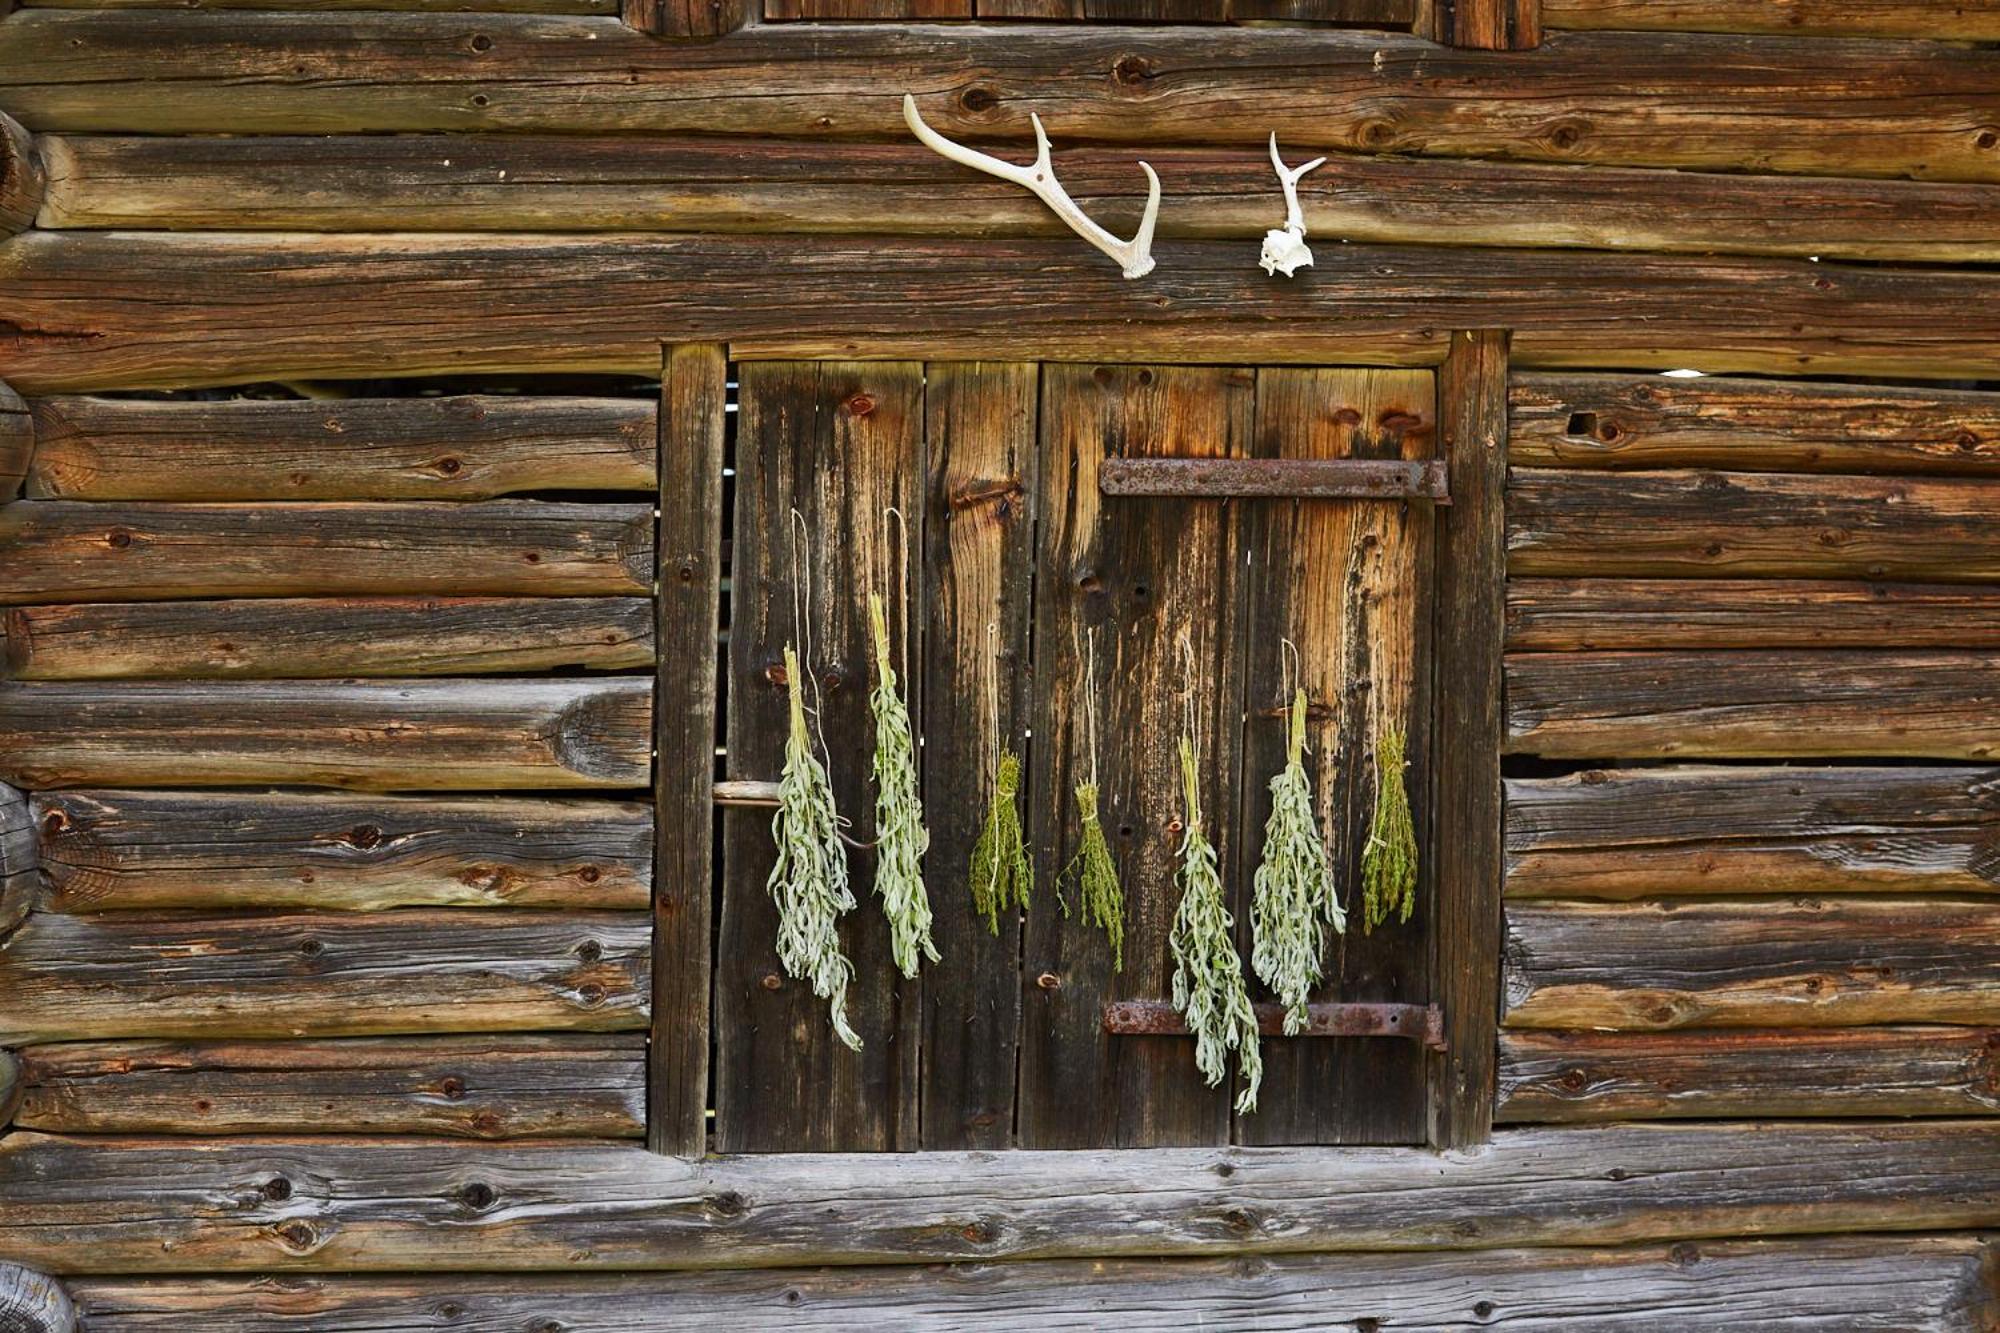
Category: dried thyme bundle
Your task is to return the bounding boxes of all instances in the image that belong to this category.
[1251,687,1345,1034]
[1169,732,1263,1116]
[969,748,1031,935]
[867,592,937,979]
[1058,628,1125,971]
[1360,720,1418,932]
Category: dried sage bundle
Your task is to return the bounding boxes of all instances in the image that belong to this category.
[1169,734,1263,1115]
[868,593,937,979]
[1360,721,1418,932]
[1251,688,1345,1034]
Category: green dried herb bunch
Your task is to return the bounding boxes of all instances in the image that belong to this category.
[1058,628,1125,971]
[1251,686,1346,1034]
[969,748,1032,935]
[1169,731,1263,1116]
[867,592,937,980]
[768,643,862,1051]
[1360,719,1418,932]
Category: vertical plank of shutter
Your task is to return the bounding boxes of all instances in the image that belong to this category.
[0,382,30,503]
[1019,364,1250,1149]
[766,0,970,16]
[918,363,1038,1150]
[1428,331,1510,1149]
[621,0,751,37]
[1084,0,1227,17]
[1420,0,1542,46]
[714,361,925,1153]
[650,344,726,1158]
[1236,368,1436,1146]
[977,0,1083,15]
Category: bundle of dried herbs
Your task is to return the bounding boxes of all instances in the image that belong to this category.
[969,748,1032,935]
[1169,732,1263,1115]
[1251,687,1345,1034]
[867,592,937,979]
[1058,628,1125,970]
[1360,720,1418,932]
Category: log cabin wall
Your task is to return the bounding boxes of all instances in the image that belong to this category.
[2,0,2000,1326]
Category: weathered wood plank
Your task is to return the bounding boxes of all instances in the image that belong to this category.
[12,1036,646,1138]
[1545,0,2000,39]
[2,597,655,679]
[1506,766,2000,900]
[0,678,654,790]
[0,113,42,239]
[0,910,650,1044]
[1507,579,2000,651]
[1505,651,2000,760]
[30,0,616,10]
[1498,1028,2000,1122]
[1227,0,1413,21]
[1504,898,2000,1029]
[1424,0,1539,47]
[0,1265,72,1333]
[24,395,656,500]
[0,501,653,603]
[766,0,968,17]
[0,779,34,938]
[2,1122,1999,1271]
[1507,471,2000,582]
[622,0,748,36]
[54,1237,2000,1330]
[1511,374,2000,475]
[33,789,651,912]
[0,1050,19,1128]
[0,382,30,503]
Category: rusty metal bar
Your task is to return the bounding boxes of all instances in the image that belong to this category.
[1099,458,1450,503]
[1103,999,1447,1051]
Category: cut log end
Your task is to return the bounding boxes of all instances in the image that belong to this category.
[0,114,43,238]
[0,1264,75,1333]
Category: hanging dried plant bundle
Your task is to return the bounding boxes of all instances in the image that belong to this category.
[1061,782,1125,972]
[1252,688,1346,1035]
[768,643,862,1051]
[1169,733,1264,1116]
[1361,720,1419,933]
[868,593,938,979]
[970,749,1032,935]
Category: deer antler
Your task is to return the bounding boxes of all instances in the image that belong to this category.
[903,93,1161,280]
[1261,134,1327,279]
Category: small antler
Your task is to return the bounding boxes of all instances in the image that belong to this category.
[1261,134,1327,279]
[903,93,1161,280]
[1268,133,1326,236]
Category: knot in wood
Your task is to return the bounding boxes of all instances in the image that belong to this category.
[1111,54,1157,88]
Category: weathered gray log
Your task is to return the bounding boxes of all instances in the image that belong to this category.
[0,678,654,791]
[12,1035,646,1138]
[0,780,34,940]
[0,1264,74,1333]
[35,0,616,11]
[1504,898,2000,1030]
[1544,0,2000,39]
[1511,373,2000,475]
[23,395,656,500]
[0,1050,19,1129]
[2,597,655,679]
[0,382,30,503]
[1505,766,2000,899]
[1507,578,2000,651]
[0,113,42,239]
[0,910,650,1044]
[55,1236,2000,1330]
[1,1121,1997,1271]
[0,501,654,603]
[34,789,651,912]
[1498,1027,2000,1122]
[1505,651,2000,760]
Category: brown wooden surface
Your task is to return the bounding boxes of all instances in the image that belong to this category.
[1544,0,2000,38]
[1083,0,1226,22]
[652,344,725,1159]
[0,779,35,940]
[56,1238,2000,1330]
[1100,457,1447,500]
[766,0,967,16]
[34,789,651,913]
[1428,331,1509,1151]
[35,0,617,9]
[1505,651,2000,761]
[1424,0,1540,46]
[3,1122,2000,1271]
[622,0,748,35]
[1511,373,2000,475]
[0,383,29,504]
[1226,0,1412,20]
[0,1264,72,1333]
[12,1035,647,1138]
[0,910,650,1044]
[1504,898,2000,1030]
[1507,578,2000,651]
[715,362,925,1153]
[0,678,654,790]
[1507,470,2000,582]
[1506,766,2000,900]
[1497,1028,2000,1122]
[0,113,42,238]
[24,395,656,500]
[0,501,654,603]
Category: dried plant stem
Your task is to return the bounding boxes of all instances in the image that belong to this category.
[868,593,937,979]
[1361,720,1418,933]
[1252,688,1345,1034]
[970,749,1031,935]
[1169,734,1263,1116]
[1062,782,1125,972]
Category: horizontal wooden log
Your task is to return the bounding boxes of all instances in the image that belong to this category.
[34,789,651,912]
[1505,651,2000,760]
[1,1121,1998,1271]
[53,1236,2000,1330]
[1498,1027,2000,1122]
[0,678,653,790]
[29,0,617,11]
[1,597,655,679]
[1506,766,2000,899]
[24,395,656,500]
[0,501,653,603]
[41,136,2000,266]
[1507,471,2000,582]
[1,17,1996,185]
[1544,0,2000,39]
[0,910,649,1044]
[1506,578,2000,651]
[1504,898,2000,1029]
[11,1036,646,1138]
[0,382,29,503]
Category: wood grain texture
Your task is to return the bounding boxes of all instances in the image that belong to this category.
[1507,578,2000,651]
[1507,470,2000,582]
[1505,651,2000,761]
[766,0,967,16]
[0,678,654,790]
[1511,374,2000,475]
[1544,0,2000,38]
[1425,0,1540,47]
[11,1036,646,1138]
[0,113,43,238]
[1498,1028,2000,1122]
[0,910,650,1044]
[24,395,656,500]
[0,382,29,503]
[621,0,748,36]
[0,1264,73,1333]
[0,779,34,939]
[1506,766,2000,900]
[1,597,655,679]
[3,1121,2000,1271]
[30,0,617,10]
[33,789,651,913]
[54,1238,2000,1330]
[1504,898,2000,1030]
